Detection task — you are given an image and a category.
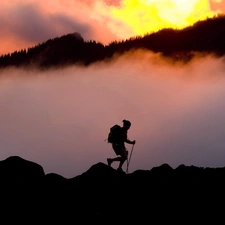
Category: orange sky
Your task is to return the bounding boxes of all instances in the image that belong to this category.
[0,0,225,55]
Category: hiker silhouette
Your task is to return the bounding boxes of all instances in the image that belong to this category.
[107,119,136,172]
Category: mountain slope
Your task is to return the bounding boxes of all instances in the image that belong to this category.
[1,15,225,69]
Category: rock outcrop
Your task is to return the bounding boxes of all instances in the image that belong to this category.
[0,156,224,223]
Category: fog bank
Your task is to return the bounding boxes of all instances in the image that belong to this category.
[1,51,225,177]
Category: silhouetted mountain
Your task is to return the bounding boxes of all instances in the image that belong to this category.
[1,156,225,223]
[1,15,225,69]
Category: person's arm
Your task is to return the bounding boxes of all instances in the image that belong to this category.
[123,130,136,145]
[125,138,136,145]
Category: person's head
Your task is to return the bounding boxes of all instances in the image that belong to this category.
[123,119,131,130]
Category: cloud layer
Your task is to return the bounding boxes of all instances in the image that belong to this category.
[1,51,225,177]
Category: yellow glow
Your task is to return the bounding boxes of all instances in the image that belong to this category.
[110,0,219,37]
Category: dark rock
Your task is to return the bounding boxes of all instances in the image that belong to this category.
[0,155,225,223]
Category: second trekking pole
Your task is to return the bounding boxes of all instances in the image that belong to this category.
[126,144,134,174]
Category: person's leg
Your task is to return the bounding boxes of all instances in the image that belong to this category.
[107,144,124,167]
[117,148,128,170]
[107,157,121,167]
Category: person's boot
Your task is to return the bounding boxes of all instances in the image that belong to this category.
[107,158,112,167]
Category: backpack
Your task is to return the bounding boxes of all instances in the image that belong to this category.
[107,124,122,144]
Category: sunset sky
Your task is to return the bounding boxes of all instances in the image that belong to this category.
[1,0,225,55]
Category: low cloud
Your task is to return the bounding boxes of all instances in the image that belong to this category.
[0,51,225,177]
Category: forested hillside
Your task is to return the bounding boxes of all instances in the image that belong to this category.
[0,15,225,69]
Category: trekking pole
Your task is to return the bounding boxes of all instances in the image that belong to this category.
[126,156,129,174]
[126,144,134,174]
[126,148,129,174]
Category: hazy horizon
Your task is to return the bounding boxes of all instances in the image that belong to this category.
[0,50,225,178]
